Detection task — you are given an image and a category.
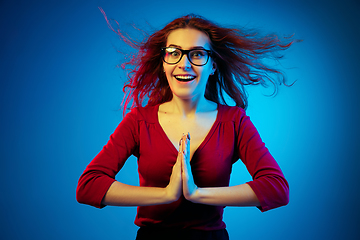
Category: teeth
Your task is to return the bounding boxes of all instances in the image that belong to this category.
[175,75,196,81]
[176,76,194,79]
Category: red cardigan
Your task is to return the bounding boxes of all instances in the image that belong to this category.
[76,104,289,230]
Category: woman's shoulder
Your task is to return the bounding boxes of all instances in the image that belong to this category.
[218,104,246,122]
[124,104,158,123]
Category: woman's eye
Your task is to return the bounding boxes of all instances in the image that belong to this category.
[191,51,205,58]
[171,51,180,57]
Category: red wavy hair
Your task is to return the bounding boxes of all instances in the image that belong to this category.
[100,9,299,115]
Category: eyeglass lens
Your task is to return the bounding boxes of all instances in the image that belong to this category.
[163,48,209,66]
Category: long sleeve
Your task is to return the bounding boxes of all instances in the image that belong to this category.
[76,108,139,208]
[236,110,289,212]
[75,104,289,229]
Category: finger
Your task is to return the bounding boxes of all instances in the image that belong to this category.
[182,137,187,156]
[179,135,183,151]
[186,133,190,157]
[174,154,183,181]
[178,136,182,148]
[180,151,185,171]
[181,141,189,161]
[181,157,187,180]
[182,151,189,177]
[180,134,186,154]
[179,151,183,173]
[177,151,183,165]
[182,134,186,152]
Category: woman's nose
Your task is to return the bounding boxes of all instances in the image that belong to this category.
[178,54,192,69]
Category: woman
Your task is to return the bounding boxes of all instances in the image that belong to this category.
[77,13,295,240]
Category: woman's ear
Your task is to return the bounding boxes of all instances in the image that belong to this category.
[211,62,217,75]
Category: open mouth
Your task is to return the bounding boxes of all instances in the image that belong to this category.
[174,75,196,82]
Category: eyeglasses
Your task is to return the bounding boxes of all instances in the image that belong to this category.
[161,47,212,66]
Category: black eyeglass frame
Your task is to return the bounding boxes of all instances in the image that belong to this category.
[161,47,212,66]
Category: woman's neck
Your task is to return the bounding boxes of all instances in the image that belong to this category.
[165,95,217,118]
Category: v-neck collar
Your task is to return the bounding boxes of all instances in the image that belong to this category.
[155,104,222,159]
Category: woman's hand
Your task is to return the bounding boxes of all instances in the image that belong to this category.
[165,150,183,203]
[165,133,199,203]
[180,133,199,202]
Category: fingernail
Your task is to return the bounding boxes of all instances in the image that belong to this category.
[187,132,191,140]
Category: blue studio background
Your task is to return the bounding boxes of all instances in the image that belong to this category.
[1,0,359,239]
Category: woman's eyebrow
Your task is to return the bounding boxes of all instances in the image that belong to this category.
[167,44,182,48]
[167,44,207,50]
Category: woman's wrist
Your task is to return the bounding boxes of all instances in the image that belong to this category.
[184,187,201,203]
[164,185,182,204]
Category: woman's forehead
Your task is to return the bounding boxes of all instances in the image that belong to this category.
[166,28,211,49]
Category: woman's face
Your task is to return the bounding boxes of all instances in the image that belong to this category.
[163,28,216,101]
